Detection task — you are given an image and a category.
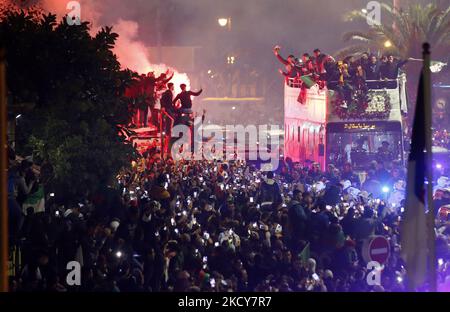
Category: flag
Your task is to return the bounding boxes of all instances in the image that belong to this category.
[401,72,429,290]
[22,185,45,215]
[298,242,310,265]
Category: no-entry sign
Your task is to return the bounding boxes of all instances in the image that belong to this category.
[362,236,390,265]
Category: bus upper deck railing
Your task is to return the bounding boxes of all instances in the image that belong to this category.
[286,77,401,89]
[285,75,409,114]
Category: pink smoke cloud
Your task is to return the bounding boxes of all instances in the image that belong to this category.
[114,19,190,93]
[113,19,152,72]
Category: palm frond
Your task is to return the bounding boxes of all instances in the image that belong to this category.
[343,10,363,22]
[334,45,371,60]
[339,2,450,59]
[432,6,450,45]
[342,31,376,42]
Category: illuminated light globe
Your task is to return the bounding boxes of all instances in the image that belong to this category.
[382,186,390,193]
[436,98,446,109]
[218,18,228,27]
[430,61,447,73]
[384,40,392,48]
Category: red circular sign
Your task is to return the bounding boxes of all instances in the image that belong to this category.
[438,205,450,221]
[368,236,390,264]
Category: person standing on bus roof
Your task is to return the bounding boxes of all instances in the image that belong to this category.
[161,83,176,118]
[380,55,408,88]
[274,46,301,84]
[365,55,381,89]
[173,84,203,111]
[273,45,296,67]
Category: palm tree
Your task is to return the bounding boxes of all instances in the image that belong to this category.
[337,2,450,110]
[336,2,450,60]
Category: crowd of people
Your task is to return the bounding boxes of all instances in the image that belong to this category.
[274,47,407,104]
[124,70,203,130]
[125,70,175,128]
[7,146,450,292]
[433,129,450,150]
[5,46,449,293]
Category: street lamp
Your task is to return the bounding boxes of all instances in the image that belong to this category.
[218,17,231,30]
[430,61,447,73]
[218,18,228,27]
[227,56,236,64]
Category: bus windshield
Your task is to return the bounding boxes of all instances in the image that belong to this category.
[327,126,403,169]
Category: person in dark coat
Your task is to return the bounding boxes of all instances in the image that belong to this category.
[173,84,203,111]
[273,45,297,67]
[288,189,309,240]
[380,55,407,88]
[160,82,176,147]
[160,83,175,118]
[365,55,381,88]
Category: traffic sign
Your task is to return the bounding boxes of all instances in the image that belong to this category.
[362,236,390,265]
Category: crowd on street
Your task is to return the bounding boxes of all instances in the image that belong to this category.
[7,147,450,292]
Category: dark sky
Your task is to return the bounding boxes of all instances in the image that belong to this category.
[90,0,448,76]
[97,0,369,54]
[91,0,448,114]
[94,0,445,54]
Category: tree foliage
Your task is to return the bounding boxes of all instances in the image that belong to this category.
[336,2,450,60]
[1,9,137,199]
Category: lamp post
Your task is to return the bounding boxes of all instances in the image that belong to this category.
[218,17,232,31]
[218,17,233,96]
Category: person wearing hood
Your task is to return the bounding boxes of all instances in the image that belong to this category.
[257,171,282,210]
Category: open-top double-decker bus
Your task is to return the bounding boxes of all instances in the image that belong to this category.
[284,75,408,170]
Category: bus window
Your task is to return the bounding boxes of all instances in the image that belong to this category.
[326,129,402,169]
